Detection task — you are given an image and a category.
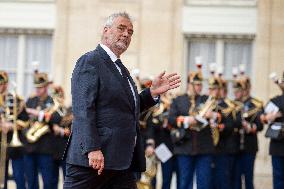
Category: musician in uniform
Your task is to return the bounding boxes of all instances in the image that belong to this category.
[23,72,62,189]
[0,71,29,189]
[136,78,157,189]
[231,78,246,189]
[261,72,284,189]
[146,93,178,189]
[210,76,236,189]
[168,69,213,189]
[236,76,264,189]
[49,85,71,189]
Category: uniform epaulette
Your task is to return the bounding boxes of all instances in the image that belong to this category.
[251,97,263,108]
[221,98,235,117]
[224,98,235,109]
[16,94,24,101]
[152,103,165,117]
[232,100,243,113]
[29,93,37,99]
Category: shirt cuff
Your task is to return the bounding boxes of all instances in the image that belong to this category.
[153,95,160,102]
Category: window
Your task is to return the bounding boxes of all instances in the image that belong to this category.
[187,37,253,97]
[24,35,53,97]
[0,33,52,98]
[185,0,257,7]
[0,35,19,92]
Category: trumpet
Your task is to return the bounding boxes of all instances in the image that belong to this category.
[25,97,60,143]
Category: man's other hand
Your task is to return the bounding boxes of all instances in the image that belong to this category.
[150,72,181,98]
[88,150,104,175]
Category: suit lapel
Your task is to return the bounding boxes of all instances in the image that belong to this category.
[96,45,135,111]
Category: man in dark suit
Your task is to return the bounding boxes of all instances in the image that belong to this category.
[63,12,181,189]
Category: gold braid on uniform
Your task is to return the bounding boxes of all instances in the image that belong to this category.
[244,98,263,122]
[139,107,154,129]
[188,95,197,116]
[220,98,236,118]
[232,101,243,121]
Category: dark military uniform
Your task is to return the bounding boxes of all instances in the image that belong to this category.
[24,95,61,189]
[230,100,243,189]
[52,106,72,189]
[0,71,29,189]
[168,93,213,189]
[146,98,178,189]
[23,72,62,189]
[212,98,236,189]
[266,94,284,189]
[169,94,213,155]
[237,96,264,189]
[0,92,29,189]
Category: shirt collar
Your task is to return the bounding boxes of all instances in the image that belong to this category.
[100,43,118,62]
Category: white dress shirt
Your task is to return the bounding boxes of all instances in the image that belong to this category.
[100,44,137,106]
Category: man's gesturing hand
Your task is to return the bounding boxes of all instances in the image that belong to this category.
[150,72,181,98]
[88,150,104,175]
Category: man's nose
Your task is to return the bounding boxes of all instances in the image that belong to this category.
[122,29,130,37]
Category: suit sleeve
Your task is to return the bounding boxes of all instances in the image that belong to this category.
[139,88,158,113]
[71,55,101,154]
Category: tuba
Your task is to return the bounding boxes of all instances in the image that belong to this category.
[25,98,60,143]
[137,155,158,189]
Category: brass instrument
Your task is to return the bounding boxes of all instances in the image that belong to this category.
[242,99,262,131]
[0,112,7,189]
[0,89,26,188]
[9,92,23,147]
[193,96,217,131]
[26,98,60,143]
[137,155,158,189]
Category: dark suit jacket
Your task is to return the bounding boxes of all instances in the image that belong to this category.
[64,45,157,172]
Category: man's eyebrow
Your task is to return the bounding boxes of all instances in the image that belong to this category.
[118,24,127,28]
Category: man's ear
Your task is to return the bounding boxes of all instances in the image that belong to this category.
[103,27,109,34]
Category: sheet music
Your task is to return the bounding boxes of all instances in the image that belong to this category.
[155,143,173,163]
[265,101,279,114]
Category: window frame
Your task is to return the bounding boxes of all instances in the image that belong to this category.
[186,34,255,97]
[0,29,53,98]
[185,0,257,7]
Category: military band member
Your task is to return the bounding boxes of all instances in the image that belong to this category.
[209,76,235,189]
[137,78,157,189]
[146,93,178,189]
[231,78,246,189]
[24,72,62,189]
[261,72,284,189]
[168,69,213,189]
[0,71,29,189]
[237,76,264,189]
[49,85,71,189]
